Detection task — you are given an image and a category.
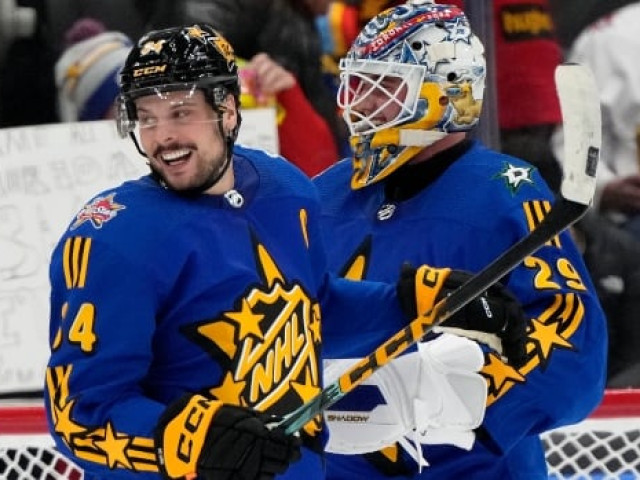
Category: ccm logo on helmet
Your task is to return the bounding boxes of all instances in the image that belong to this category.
[133,65,168,77]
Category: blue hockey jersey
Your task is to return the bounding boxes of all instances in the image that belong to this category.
[314,140,608,479]
[44,145,409,479]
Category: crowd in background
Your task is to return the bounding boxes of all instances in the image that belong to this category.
[0,0,639,387]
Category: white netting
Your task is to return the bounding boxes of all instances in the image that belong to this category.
[0,442,83,480]
[3,427,640,480]
[1,391,639,479]
[0,403,84,480]
[541,418,640,479]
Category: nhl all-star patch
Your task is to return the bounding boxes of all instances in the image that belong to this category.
[494,161,535,194]
[71,193,125,230]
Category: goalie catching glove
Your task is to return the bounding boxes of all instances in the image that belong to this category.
[324,333,487,467]
[397,263,528,368]
[154,394,301,480]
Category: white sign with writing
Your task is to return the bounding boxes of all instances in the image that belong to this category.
[0,109,278,394]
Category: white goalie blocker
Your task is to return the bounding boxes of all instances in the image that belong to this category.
[323,333,487,467]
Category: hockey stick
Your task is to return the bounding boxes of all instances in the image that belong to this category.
[278,63,601,434]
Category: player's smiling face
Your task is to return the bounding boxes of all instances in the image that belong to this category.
[135,89,235,193]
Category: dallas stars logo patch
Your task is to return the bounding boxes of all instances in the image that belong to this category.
[495,162,535,194]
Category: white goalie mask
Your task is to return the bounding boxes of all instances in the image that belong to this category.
[338,2,486,189]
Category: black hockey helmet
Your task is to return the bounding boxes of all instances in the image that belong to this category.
[116,24,241,139]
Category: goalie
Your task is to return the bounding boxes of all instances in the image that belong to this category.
[314,1,607,478]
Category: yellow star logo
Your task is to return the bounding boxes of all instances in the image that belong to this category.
[291,369,322,436]
[94,422,132,469]
[211,36,235,64]
[210,372,246,405]
[381,444,399,462]
[65,63,81,80]
[225,299,265,340]
[309,304,321,343]
[54,400,86,445]
[529,318,574,361]
[140,40,165,56]
[482,353,525,396]
[187,26,206,41]
[291,369,321,403]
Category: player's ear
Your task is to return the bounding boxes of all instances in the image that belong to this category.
[221,93,238,132]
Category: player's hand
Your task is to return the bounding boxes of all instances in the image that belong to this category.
[155,394,301,480]
[396,263,528,368]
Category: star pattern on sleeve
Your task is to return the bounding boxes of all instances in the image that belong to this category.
[482,352,526,399]
[94,422,133,469]
[54,400,87,445]
[529,318,574,367]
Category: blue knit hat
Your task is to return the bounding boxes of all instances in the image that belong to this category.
[55,27,132,121]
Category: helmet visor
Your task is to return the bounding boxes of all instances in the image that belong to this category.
[115,77,234,139]
[114,84,225,159]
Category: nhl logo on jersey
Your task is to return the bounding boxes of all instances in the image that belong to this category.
[377,203,396,221]
[183,237,323,437]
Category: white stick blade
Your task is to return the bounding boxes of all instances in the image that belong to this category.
[555,64,601,206]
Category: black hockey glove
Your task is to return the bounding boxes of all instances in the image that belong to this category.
[155,394,301,480]
[397,263,528,368]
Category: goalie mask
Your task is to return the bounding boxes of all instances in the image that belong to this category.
[338,2,486,189]
[116,24,241,160]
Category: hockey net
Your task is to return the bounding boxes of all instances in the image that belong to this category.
[1,390,639,479]
[542,389,640,479]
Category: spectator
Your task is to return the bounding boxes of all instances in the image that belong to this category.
[497,0,640,388]
[552,2,640,241]
[0,0,57,127]
[494,0,640,387]
[490,0,563,187]
[173,0,345,172]
[573,212,640,387]
[535,154,640,388]
[237,51,339,176]
[54,18,132,122]
[549,0,637,51]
